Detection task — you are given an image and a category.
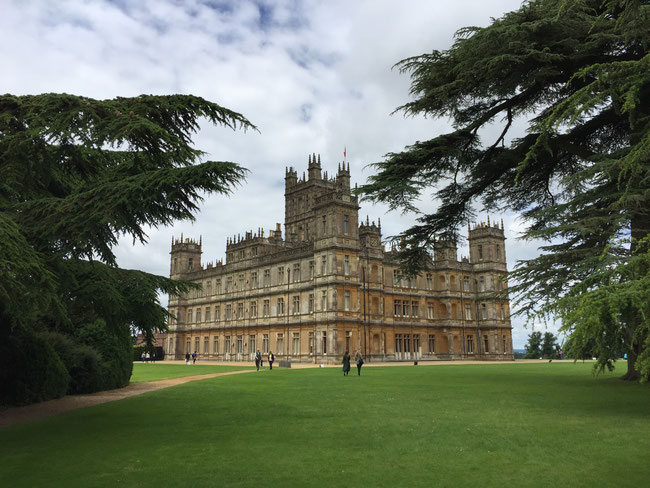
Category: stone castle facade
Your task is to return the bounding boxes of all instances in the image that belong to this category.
[164,154,513,363]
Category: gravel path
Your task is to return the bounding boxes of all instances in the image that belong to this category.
[0,369,255,428]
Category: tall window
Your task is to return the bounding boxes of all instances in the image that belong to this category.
[225,304,232,320]
[292,332,300,355]
[203,336,209,353]
[322,331,327,354]
[205,307,211,322]
[343,215,349,234]
[478,245,483,260]
[321,256,327,275]
[322,215,327,234]
[250,301,257,318]
[250,335,256,354]
[278,266,284,283]
[404,334,411,353]
[293,263,301,282]
[467,335,474,353]
[394,299,402,316]
[309,261,315,279]
[465,304,472,320]
[503,335,507,354]
[236,336,243,353]
[188,258,193,270]
[395,334,403,353]
[276,333,284,355]
[426,273,433,290]
[216,279,222,294]
[236,302,243,319]
[496,244,501,259]
[344,291,350,311]
[344,255,350,275]
[463,276,470,292]
[427,303,434,319]
[308,294,314,313]
[213,337,219,354]
[262,334,269,353]
[481,303,487,320]
[309,332,314,354]
[263,269,271,287]
[345,331,352,352]
[277,298,285,316]
[484,335,489,353]
[321,291,327,310]
[225,336,231,353]
[194,337,200,353]
[402,301,410,317]
[428,334,435,353]
[196,309,201,323]
[215,306,221,322]
[251,271,258,287]
[411,301,419,317]
[413,334,420,353]
[226,276,233,291]
[206,281,212,296]
[292,295,300,315]
[263,300,270,317]
[479,277,485,292]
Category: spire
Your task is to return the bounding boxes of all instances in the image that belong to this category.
[317,154,321,166]
[378,217,381,231]
[487,215,491,226]
[501,218,504,230]
[308,154,311,165]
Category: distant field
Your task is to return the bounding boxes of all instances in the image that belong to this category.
[1,362,649,487]
[130,363,253,383]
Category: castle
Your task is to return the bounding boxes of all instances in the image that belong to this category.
[164,154,513,362]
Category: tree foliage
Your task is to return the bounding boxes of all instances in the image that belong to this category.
[358,0,650,379]
[524,331,543,359]
[0,93,255,403]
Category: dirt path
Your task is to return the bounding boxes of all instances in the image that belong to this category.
[0,369,255,428]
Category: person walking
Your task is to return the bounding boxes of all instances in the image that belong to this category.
[185,352,190,365]
[192,351,197,364]
[268,351,275,370]
[342,351,351,376]
[355,350,364,376]
[255,349,262,371]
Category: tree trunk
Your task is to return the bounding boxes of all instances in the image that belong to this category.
[619,213,650,381]
[621,343,641,381]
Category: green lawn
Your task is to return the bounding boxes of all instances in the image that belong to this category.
[1,362,649,487]
[130,363,253,382]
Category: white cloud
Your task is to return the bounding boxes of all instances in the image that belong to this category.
[2,0,561,348]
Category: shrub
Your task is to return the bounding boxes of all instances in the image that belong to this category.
[75,319,133,390]
[0,328,69,406]
[43,331,103,394]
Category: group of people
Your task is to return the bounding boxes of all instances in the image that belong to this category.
[140,351,155,363]
[255,350,275,371]
[342,350,364,376]
[185,352,198,365]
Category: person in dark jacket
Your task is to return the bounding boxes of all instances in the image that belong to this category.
[342,351,351,376]
[268,351,275,370]
[185,352,190,365]
[355,350,364,376]
[255,349,261,371]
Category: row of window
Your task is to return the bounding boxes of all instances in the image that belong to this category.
[394,334,509,354]
[174,332,510,356]
[178,296,507,324]
[182,291,332,323]
[179,331,331,356]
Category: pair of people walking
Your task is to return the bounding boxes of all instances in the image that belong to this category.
[255,350,275,371]
[342,350,364,376]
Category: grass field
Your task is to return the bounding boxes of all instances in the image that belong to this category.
[1,362,649,487]
[130,363,253,382]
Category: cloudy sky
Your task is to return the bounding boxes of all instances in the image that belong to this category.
[2,0,559,348]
